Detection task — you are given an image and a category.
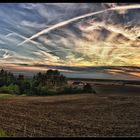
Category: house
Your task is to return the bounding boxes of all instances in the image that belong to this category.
[72,81,86,89]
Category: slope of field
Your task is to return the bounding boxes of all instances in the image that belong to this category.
[0,93,140,137]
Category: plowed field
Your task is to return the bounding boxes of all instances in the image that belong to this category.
[0,93,140,137]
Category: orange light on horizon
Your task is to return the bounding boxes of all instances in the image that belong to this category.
[129,72,140,77]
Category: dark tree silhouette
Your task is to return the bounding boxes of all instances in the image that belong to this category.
[83,83,96,94]
[0,69,15,87]
[0,69,81,95]
[31,69,67,95]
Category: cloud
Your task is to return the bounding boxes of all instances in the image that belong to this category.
[20,20,48,29]
[0,3,140,79]
[18,4,140,46]
[0,39,5,44]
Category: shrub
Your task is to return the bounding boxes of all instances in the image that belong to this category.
[8,84,20,94]
[39,86,49,95]
[0,129,8,137]
[83,83,96,93]
[61,86,84,94]
[0,84,20,94]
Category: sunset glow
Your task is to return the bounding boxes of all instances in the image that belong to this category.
[0,3,140,79]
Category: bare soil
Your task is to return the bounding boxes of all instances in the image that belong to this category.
[0,93,140,137]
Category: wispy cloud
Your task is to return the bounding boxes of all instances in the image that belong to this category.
[0,3,140,79]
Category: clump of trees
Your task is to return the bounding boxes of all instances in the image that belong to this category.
[0,69,15,87]
[31,70,67,95]
[0,69,68,95]
[0,69,96,96]
[0,69,19,94]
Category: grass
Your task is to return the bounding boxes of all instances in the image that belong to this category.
[0,129,8,137]
[0,93,16,99]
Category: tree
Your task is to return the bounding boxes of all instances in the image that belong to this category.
[31,69,67,95]
[0,69,15,87]
[15,74,31,95]
[0,69,68,95]
[83,83,96,93]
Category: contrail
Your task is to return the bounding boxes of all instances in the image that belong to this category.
[5,30,49,51]
[5,31,40,46]
[18,4,140,46]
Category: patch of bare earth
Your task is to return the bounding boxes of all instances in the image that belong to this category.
[0,93,140,137]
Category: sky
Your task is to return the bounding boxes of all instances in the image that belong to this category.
[0,3,140,80]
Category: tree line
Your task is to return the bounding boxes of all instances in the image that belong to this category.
[0,69,95,96]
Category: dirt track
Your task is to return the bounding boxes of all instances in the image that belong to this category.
[0,93,140,137]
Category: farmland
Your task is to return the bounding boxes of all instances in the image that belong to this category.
[0,93,140,137]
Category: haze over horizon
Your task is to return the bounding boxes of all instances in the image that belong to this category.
[0,3,140,80]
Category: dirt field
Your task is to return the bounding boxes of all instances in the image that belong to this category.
[0,93,140,137]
